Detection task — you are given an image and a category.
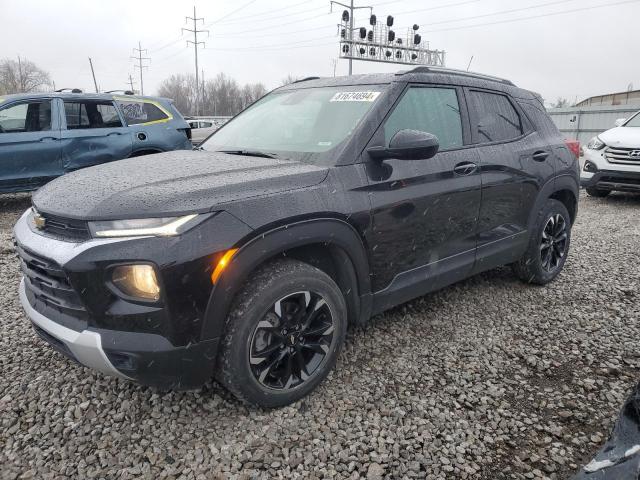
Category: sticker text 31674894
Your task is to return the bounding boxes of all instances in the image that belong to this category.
[330,91,381,102]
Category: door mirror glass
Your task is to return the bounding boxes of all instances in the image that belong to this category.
[614,118,626,127]
[368,129,439,160]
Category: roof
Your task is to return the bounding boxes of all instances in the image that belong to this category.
[576,89,640,107]
[0,91,169,103]
[278,67,527,97]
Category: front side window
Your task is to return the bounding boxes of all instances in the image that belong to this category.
[116,99,170,125]
[64,101,123,129]
[0,100,52,133]
[468,90,523,143]
[201,86,385,163]
[384,87,463,150]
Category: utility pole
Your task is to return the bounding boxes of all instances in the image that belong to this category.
[330,0,372,75]
[331,58,338,77]
[182,6,209,116]
[127,73,137,94]
[88,57,99,93]
[131,42,150,95]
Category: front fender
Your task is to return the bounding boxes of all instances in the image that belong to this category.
[200,218,371,340]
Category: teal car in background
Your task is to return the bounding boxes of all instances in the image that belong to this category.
[0,91,192,193]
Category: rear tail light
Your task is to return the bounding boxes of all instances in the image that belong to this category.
[565,139,580,159]
[179,127,191,140]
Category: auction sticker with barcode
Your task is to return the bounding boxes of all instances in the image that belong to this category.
[330,91,381,102]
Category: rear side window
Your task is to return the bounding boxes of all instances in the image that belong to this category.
[116,99,170,125]
[384,87,463,151]
[64,101,123,129]
[0,100,52,133]
[467,90,523,143]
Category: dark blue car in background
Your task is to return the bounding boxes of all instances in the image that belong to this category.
[0,91,192,193]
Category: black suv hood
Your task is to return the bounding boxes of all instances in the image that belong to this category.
[33,150,329,220]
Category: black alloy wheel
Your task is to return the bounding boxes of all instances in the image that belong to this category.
[249,291,335,390]
[540,213,568,273]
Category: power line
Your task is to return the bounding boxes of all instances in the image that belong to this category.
[182,6,209,115]
[422,0,640,32]
[131,41,150,95]
[414,0,576,26]
[206,0,260,25]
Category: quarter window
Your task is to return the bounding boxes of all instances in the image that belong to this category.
[0,101,52,133]
[116,100,169,125]
[468,90,523,143]
[64,101,123,129]
[384,87,463,151]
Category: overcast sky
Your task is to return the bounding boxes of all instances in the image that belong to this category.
[2,0,638,104]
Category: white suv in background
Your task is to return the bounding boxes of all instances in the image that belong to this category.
[581,110,640,197]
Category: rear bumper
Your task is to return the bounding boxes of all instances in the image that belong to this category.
[581,170,640,192]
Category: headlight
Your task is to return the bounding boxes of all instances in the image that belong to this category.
[111,264,160,301]
[586,136,606,150]
[89,214,202,238]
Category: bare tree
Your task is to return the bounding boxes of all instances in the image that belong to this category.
[280,74,301,86]
[158,74,195,116]
[0,57,52,94]
[551,97,570,108]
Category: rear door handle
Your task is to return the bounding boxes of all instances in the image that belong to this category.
[39,136,57,142]
[107,132,122,136]
[532,150,550,161]
[453,162,478,176]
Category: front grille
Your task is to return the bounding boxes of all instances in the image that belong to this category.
[38,212,90,241]
[604,147,640,165]
[16,243,87,320]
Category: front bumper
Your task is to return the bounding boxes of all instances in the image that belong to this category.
[19,278,129,379]
[581,170,640,192]
[12,209,243,389]
[581,146,640,192]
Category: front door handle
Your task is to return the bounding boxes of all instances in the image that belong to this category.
[453,162,478,176]
[39,136,57,142]
[107,132,122,136]
[532,150,550,162]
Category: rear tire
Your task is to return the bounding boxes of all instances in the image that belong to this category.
[586,187,611,198]
[216,259,347,408]
[512,199,572,285]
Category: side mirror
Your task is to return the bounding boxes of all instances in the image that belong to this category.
[614,118,626,127]
[368,129,440,161]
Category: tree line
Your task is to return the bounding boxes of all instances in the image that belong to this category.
[157,73,268,117]
[1,57,298,117]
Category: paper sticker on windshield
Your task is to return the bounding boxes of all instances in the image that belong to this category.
[330,91,380,102]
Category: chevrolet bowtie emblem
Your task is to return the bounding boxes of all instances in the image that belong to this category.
[33,213,46,229]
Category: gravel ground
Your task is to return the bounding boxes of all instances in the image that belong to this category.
[1,191,640,480]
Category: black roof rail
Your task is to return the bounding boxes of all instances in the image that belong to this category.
[55,88,83,93]
[398,66,515,87]
[291,76,320,84]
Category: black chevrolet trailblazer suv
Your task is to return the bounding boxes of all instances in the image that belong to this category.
[15,67,580,407]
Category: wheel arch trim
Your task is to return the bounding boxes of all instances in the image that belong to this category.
[200,218,372,341]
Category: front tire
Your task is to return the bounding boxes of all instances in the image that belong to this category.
[586,187,611,198]
[216,259,347,408]
[512,199,572,285]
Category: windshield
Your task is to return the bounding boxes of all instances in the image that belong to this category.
[625,112,640,127]
[201,85,385,163]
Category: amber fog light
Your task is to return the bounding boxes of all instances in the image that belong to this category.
[111,264,160,301]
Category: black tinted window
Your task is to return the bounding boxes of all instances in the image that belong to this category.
[116,100,169,125]
[64,101,122,129]
[468,90,522,143]
[384,87,463,150]
[0,101,52,133]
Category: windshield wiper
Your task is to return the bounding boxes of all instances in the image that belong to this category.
[216,149,280,159]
